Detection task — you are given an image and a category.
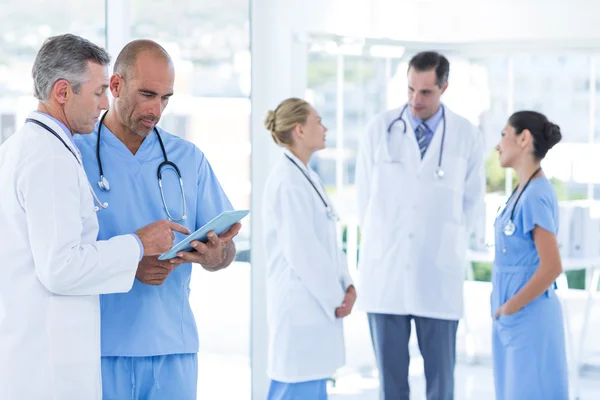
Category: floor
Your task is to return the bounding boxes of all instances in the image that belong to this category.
[190,261,600,399]
[195,353,600,399]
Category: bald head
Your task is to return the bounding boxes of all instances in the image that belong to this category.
[107,39,175,139]
[113,39,172,80]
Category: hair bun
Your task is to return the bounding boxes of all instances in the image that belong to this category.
[264,110,276,133]
[543,121,562,149]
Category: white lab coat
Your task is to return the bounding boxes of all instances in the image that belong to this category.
[262,149,353,383]
[355,105,485,320]
[0,112,140,399]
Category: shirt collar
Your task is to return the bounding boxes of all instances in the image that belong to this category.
[410,104,444,133]
[33,111,76,146]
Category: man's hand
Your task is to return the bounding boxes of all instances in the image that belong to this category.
[174,222,241,271]
[136,255,187,285]
[135,220,190,256]
[335,285,357,318]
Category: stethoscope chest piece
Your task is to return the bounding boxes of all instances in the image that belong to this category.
[434,167,445,180]
[326,207,340,222]
[499,167,542,237]
[503,220,516,236]
[98,175,110,191]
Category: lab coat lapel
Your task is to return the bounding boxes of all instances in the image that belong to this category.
[401,117,421,171]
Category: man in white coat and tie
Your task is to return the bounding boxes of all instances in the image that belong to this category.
[355,51,485,400]
[0,34,188,399]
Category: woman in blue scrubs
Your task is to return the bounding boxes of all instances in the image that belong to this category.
[492,111,569,399]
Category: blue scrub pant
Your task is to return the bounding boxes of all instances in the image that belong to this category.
[492,265,569,400]
[368,313,458,400]
[101,354,198,400]
[267,379,328,400]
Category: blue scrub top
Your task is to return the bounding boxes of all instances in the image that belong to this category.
[494,177,558,267]
[74,124,233,357]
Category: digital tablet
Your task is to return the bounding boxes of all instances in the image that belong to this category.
[158,209,250,260]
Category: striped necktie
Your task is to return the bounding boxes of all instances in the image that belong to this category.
[415,123,429,159]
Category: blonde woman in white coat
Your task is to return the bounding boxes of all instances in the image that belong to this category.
[262,98,356,400]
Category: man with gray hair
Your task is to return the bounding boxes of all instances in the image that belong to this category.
[0,34,188,399]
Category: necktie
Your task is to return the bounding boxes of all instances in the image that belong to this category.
[415,123,429,159]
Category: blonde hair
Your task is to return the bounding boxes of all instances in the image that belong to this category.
[264,98,312,146]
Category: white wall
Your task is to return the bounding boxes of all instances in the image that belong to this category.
[250,0,307,398]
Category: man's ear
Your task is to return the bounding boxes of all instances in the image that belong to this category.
[110,74,124,98]
[52,80,70,104]
[440,82,449,96]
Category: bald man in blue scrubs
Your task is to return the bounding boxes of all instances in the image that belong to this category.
[74,39,241,400]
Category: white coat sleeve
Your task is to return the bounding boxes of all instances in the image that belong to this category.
[355,119,377,227]
[278,186,346,321]
[338,250,354,291]
[463,126,486,232]
[18,155,140,296]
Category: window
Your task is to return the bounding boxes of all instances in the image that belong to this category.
[0,0,106,145]
[305,42,595,395]
[130,1,251,398]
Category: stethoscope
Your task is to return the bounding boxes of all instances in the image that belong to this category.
[96,112,187,221]
[497,167,542,237]
[25,118,108,212]
[285,154,340,222]
[386,104,447,180]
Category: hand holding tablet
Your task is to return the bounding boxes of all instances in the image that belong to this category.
[158,210,250,261]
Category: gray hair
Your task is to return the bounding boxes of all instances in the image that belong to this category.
[32,34,111,102]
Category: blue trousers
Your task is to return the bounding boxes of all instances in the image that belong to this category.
[101,354,198,400]
[368,313,458,400]
[267,379,328,400]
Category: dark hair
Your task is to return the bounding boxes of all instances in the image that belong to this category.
[408,51,450,87]
[508,111,562,160]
